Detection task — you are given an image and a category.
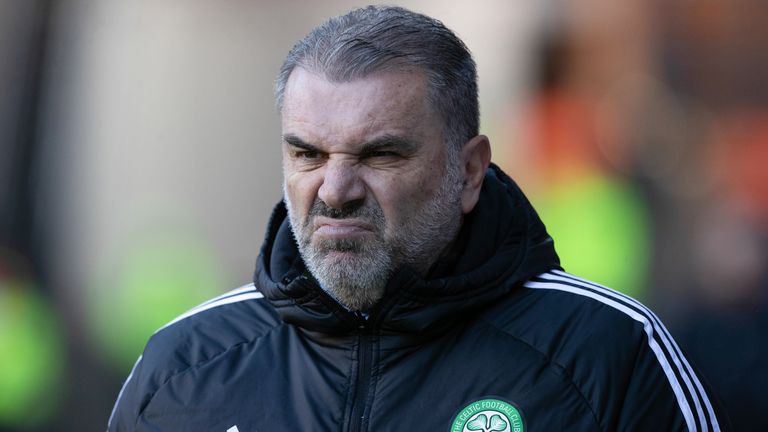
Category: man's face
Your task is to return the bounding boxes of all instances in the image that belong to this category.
[281,68,463,311]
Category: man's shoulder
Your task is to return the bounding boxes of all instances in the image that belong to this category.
[475,270,700,426]
[140,283,280,375]
[107,285,282,428]
[484,271,725,431]
[483,270,661,366]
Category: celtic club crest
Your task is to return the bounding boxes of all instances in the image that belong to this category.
[450,398,524,432]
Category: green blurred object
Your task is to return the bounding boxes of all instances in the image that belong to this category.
[0,281,63,427]
[535,174,650,299]
[87,234,225,372]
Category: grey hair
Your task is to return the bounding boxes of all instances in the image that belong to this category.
[275,5,479,150]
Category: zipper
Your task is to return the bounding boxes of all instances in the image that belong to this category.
[348,321,373,432]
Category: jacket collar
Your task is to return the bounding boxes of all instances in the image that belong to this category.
[254,164,560,336]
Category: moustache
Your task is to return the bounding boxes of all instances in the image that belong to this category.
[307,199,384,223]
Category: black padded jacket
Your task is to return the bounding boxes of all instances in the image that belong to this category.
[108,165,726,431]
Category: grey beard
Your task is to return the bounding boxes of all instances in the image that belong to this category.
[303,235,393,311]
[286,195,395,311]
[284,157,464,311]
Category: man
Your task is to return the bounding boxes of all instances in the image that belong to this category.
[109,6,725,431]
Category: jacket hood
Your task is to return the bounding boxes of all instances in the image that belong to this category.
[254,164,560,336]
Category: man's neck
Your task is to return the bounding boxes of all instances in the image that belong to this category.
[424,215,470,279]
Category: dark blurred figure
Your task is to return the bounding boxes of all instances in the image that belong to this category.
[0,1,64,431]
[675,198,768,431]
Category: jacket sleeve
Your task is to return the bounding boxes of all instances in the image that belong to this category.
[614,331,728,431]
[107,355,145,431]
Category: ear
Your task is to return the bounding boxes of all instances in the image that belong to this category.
[459,134,492,214]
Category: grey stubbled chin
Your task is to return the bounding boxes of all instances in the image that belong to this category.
[283,162,464,311]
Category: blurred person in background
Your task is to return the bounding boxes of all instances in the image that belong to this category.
[107,5,726,431]
[505,1,768,429]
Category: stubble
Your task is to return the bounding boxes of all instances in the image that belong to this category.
[284,158,463,311]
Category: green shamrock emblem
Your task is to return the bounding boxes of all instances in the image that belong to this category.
[466,413,508,432]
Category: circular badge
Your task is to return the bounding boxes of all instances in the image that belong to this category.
[450,398,524,432]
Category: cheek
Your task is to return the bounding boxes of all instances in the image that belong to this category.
[284,172,319,213]
[369,173,438,222]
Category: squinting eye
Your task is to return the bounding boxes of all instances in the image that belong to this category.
[366,151,398,158]
[296,150,320,159]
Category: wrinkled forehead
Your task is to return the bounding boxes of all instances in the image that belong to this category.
[280,68,441,146]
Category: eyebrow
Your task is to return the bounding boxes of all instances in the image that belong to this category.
[282,134,319,152]
[359,134,418,155]
[282,133,418,155]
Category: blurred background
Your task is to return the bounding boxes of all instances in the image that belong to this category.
[1,0,766,430]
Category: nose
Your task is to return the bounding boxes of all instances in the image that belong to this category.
[317,159,366,209]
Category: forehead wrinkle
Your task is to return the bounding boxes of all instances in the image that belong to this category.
[287,105,425,152]
[282,68,439,152]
